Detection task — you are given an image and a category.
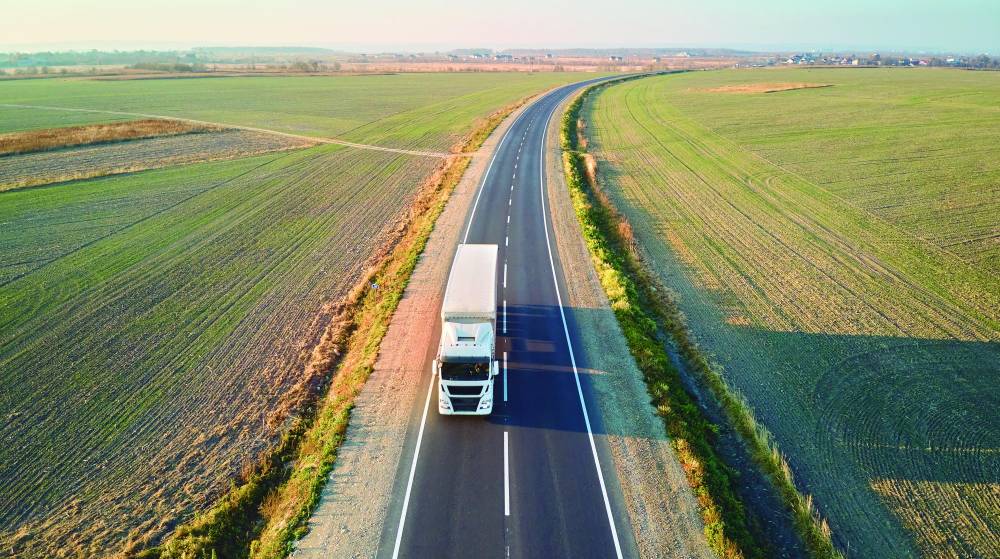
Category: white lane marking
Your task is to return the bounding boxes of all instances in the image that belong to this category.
[504,431,511,516]
[507,214,511,224]
[509,198,512,206]
[391,363,437,559]
[537,100,624,558]
[512,172,516,180]
[503,262,508,288]
[394,105,535,557]
[503,299,507,334]
[505,235,509,247]
[463,112,521,243]
[503,351,508,402]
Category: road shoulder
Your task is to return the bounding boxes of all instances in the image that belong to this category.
[543,93,715,559]
[292,99,533,559]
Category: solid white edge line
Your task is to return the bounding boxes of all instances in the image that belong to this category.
[391,363,437,559]
[503,351,508,402]
[537,96,624,559]
[463,110,522,243]
[504,431,511,516]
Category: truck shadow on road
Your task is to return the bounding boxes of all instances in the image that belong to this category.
[488,303,668,443]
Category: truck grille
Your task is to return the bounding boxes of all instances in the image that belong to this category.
[450,397,480,412]
[447,385,483,396]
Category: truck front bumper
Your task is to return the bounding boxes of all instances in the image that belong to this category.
[438,398,493,415]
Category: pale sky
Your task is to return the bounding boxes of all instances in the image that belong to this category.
[4,0,999,54]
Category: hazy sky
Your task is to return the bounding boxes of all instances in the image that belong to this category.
[4,0,999,53]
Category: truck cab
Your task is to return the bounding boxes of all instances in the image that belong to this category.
[436,244,499,415]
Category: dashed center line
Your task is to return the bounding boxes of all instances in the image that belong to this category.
[503,431,510,516]
[503,299,507,333]
[503,351,508,402]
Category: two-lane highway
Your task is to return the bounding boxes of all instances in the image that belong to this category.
[378,79,637,558]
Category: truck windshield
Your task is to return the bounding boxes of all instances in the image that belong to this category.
[440,360,490,381]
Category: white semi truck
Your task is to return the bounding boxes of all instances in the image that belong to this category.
[435,244,499,415]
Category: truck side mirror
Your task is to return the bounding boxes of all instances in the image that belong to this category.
[432,359,438,376]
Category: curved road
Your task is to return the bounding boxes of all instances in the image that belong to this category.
[376,79,639,559]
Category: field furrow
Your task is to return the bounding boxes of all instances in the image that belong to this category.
[585,69,1000,558]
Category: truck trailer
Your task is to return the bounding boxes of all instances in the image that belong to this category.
[435,244,499,415]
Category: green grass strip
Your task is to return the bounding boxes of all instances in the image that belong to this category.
[561,78,844,559]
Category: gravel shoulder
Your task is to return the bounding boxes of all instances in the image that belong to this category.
[291,100,533,559]
[543,94,715,559]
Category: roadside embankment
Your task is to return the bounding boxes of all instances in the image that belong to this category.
[135,94,540,559]
[543,85,715,558]
[559,78,843,559]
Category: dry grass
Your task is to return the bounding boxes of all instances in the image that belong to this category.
[705,83,832,94]
[0,119,215,155]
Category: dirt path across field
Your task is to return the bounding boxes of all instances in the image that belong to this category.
[0,103,454,158]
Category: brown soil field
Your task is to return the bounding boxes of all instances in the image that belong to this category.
[0,129,311,192]
[705,82,833,93]
[0,119,214,155]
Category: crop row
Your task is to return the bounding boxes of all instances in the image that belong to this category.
[658,67,1000,274]
[584,72,999,558]
[0,145,438,556]
[0,73,593,151]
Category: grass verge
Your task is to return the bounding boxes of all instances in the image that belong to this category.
[132,95,536,559]
[560,80,843,559]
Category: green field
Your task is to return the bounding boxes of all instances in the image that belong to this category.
[583,69,999,558]
[0,73,588,150]
[0,72,587,556]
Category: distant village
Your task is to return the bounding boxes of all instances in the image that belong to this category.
[745,52,1000,69]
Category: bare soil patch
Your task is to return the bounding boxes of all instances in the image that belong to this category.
[705,83,832,94]
[0,119,216,155]
[0,129,312,192]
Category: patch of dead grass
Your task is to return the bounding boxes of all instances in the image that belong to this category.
[0,119,218,155]
[705,83,833,94]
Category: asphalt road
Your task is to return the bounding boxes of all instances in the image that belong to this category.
[377,79,639,559]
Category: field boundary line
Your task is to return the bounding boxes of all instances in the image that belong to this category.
[0,103,454,159]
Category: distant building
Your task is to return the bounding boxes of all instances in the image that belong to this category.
[608,55,624,62]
